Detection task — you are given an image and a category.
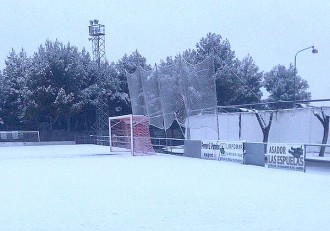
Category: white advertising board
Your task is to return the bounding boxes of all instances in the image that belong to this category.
[266,143,305,172]
[201,140,220,160]
[201,140,244,163]
[218,141,244,163]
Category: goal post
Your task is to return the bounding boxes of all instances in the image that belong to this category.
[109,114,155,155]
[0,131,40,142]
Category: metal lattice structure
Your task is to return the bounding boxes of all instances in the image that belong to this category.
[88,19,106,66]
[126,55,217,138]
[88,19,108,135]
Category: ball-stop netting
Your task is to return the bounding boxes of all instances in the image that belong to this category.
[126,55,217,137]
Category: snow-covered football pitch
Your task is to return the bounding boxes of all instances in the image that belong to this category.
[0,144,330,231]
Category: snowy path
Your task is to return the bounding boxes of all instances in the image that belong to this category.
[0,144,329,230]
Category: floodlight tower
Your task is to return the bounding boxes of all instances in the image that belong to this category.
[88,19,106,66]
[88,19,108,136]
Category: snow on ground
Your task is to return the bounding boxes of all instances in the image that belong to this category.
[0,144,330,231]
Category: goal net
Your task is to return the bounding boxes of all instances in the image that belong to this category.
[0,131,40,142]
[109,115,155,155]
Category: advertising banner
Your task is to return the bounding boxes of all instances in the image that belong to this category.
[218,141,244,163]
[266,143,305,172]
[201,140,244,163]
[201,140,220,160]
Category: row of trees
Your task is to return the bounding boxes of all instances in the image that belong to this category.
[0,33,311,132]
[160,33,310,107]
[0,41,143,131]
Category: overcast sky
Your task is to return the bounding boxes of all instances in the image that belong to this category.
[1,0,329,101]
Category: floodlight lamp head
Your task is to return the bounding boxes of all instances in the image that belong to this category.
[89,20,93,26]
[94,19,99,25]
[312,46,318,54]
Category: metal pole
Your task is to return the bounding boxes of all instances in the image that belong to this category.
[109,117,112,152]
[130,114,134,156]
[303,144,307,173]
[294,54,297,108]
[216,108,220,140]
[293,46,316,108]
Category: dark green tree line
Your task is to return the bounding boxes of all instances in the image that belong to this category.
[0,40,135,132]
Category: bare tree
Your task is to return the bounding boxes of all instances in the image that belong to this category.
[254,111,274,143]
[313,108,329,157]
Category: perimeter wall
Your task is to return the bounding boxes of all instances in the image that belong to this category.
[189,107,330,146]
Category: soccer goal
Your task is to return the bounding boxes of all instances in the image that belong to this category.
[109,115,155,155]
[0,131,40,142]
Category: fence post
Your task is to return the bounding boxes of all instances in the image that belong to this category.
[304,144,307,172]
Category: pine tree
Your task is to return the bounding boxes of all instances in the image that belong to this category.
[195,33,262,106]
[26,40,89,130]
[230,55,263,105]
[1,49,31,129]
[264,64,311,108]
